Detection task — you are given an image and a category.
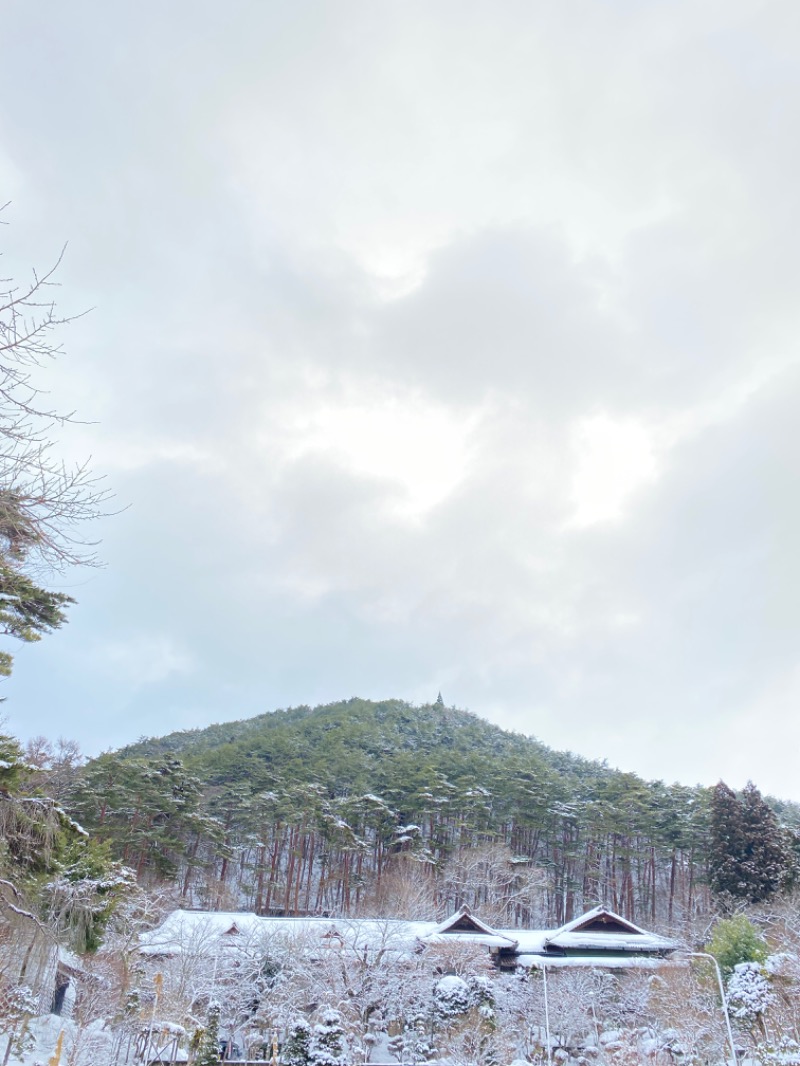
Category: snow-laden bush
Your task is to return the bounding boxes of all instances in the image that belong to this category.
[388,1020,435,1065]
[434,974,471,1018]
[0,985,37,1061]
[283,1017,312,1066]
[727,961,774,1021]
[309,1007,348,1066]
[754,1036,800,1066]
[467,973,496,1021]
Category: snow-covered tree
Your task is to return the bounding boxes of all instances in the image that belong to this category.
[709,780,791,904]
[283,1018,312,1066]
[754,1036,800,1066]
[194,1003,221,1066]
[387,1018,435,1065]
[740,782,792,902]
[0,984,37,1064]
[728,961,774,1040]
[433,975,471,1020]
[466,974,495,1022]
[309,1008,348,1066]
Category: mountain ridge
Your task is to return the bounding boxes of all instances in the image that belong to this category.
[72,698,800,929]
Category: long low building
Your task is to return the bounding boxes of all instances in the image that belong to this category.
[139,903,680,970]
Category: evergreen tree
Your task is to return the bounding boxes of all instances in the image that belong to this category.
[709,781,747,900]
[434,976,471,1019]
[0,732,30,793]
[309,1008,348,1066]
[195,1003,221,1066]
[727,961,774,1027]
[739,781,791,902]
[709,780,791,904]
[283,1018,312,1066]
[0,564,73,676]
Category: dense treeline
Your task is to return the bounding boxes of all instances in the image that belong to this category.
[4,701,800,1063]
[61,699,800,933]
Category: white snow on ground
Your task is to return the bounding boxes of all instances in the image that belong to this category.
[5,1014,113,1066]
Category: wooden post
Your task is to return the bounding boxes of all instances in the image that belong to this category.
[48,1029,65,1066]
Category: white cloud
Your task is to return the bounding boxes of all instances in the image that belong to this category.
[567,415,658,527]
[2,0,800,799]
[281,394,479,520]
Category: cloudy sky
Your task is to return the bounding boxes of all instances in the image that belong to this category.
[1,0,799,796]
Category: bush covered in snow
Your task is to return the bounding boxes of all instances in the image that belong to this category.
[309,1007,348,1066]
[434,975,472,1019]
[727,961,775,1022]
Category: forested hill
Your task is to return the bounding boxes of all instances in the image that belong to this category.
[70,699,800,932]
[116,698,612,794]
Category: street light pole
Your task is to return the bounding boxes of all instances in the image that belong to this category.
[687,951,737,1065]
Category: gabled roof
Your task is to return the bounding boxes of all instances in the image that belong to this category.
[138,905,674,966]
[551,905,654,938]
[424,905,518,950]
[433,905,508,938]
[544,906,676,954]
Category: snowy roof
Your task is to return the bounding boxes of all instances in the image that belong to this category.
[425,932,519,949]
[517,954,676,970]
[550,905,658,938]
[139,910,266,953]
[544,931,676,953]
[500,929,550,954]
[56,947,85,973]
[427,905,518,949]
[543,906,677,954]
[139,905,676,964]
[138,909,442,957]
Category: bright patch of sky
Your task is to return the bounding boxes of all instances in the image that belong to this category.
[567,415,658,528]
[285,397,477,521]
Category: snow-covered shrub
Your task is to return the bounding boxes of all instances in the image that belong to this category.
[0,984,37,1060]
[434,975,471,1019]
[0,984,37,1027]
[467,973,496,1021]
[755,1036,800,1066]
[283,1017,312,1066]
[309,1007,348,1066]
[727,961,774,1021]
[388,1019,435,1064]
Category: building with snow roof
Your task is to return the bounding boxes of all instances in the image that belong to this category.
[139,903,679,972]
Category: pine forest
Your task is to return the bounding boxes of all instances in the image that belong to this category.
[5,699,800,1063]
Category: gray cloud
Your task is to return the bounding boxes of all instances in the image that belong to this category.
[1,0,799,796]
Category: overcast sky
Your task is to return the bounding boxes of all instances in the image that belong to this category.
[1,0,799,797]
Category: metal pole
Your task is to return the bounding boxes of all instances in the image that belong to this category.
[687,951,737,1065]
[541,964,552,1066]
